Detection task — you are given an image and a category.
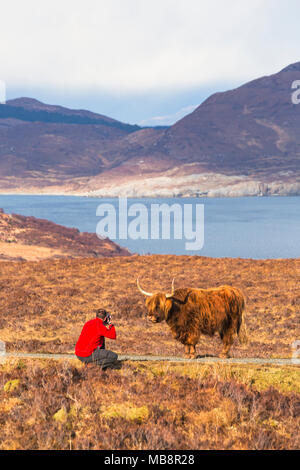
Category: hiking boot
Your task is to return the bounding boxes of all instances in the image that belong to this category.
[102,361,123,371]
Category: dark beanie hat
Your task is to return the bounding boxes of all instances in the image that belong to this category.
[96,308,108,319]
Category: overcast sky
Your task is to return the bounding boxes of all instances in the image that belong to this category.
[1,0,300,125]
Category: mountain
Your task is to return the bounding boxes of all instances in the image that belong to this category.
[1,98,140,131]
[0,98,143,182]
[1,62,300,196]
[0,208,131,261]
[157,62,300,174]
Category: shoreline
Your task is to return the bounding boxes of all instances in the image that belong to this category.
[0,174,300,198]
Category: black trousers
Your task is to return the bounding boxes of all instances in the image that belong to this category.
[77,348,118,369]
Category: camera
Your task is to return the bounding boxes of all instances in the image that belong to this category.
[103,313,112,326]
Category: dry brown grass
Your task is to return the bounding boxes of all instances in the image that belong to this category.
[0,255,299,358]
[0,359,299,450]
[0,248,299,451]
[0,241,67,261]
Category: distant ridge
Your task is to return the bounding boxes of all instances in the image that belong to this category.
[2,98,140,132]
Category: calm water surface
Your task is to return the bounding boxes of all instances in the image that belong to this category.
[0,195,299,259]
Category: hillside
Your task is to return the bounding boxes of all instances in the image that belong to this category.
[0,254,299,450]
[0,62,300,196]
[1,358,299,450]
[84,62,300,197]
[0,98,148,187]
[0,254,298,358]
[0,208,131,260]
[156,63,300,172]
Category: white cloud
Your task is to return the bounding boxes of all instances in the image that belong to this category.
[0,0,300,93]
[0,80,6,104]
[139,104,198,126]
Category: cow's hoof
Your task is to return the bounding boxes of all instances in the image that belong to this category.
[189,354,197,359]
[219,353,230,359]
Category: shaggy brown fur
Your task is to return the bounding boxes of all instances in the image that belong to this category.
[143,285,248,359]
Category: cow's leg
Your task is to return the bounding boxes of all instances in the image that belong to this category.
[220,328,234,358]
[189,344,197,359]
[184,344,196,359]
[184,345,191,359]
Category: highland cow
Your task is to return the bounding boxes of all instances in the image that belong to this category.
[137,278,248,358]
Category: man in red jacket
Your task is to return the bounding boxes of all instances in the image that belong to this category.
[75,308,119,370]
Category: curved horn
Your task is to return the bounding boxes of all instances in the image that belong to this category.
[166,278,175,298]
[136,278,154,297]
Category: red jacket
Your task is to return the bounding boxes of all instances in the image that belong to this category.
[75,317,116,357]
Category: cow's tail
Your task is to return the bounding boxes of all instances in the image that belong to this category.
[238,310,248,345]
[236,292,248,345]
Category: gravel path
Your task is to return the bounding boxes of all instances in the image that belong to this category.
[2,352,299,366]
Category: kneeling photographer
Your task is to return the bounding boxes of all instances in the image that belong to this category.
[75,308,120,370]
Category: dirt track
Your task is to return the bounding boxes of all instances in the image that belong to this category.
[2,352,299,366]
